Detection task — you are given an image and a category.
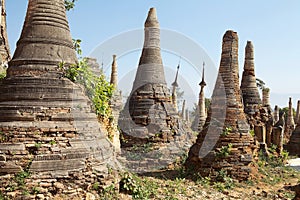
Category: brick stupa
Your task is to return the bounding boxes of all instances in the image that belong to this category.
[118,8,193,172]
[287,98,300,155]
[240,41,261,116]
[0,0,117,194]
[0,0,10,71]
[185,30,255,181]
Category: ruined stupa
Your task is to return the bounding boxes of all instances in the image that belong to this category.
[0,0,10,71]
[110,55,118,87]
[118,8,193,172]
[191,64,207,132]
[185,30,255,181]
[296,100,300,126]
[285,97,296,137]
[171,65,180,113]
[274,105,280,123]
[287,111,300,155]
[109,55,122,152]
[262,88,271,108]
[240,41,261,115]
[0,0,117,196]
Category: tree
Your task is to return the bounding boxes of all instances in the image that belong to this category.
[65,0,77,11]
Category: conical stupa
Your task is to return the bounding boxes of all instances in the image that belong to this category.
[0,0,117,192]
[288,113,300,156]
[240,41,261,115]
[120,8,184,142]
[118,8,193,173]
[185,30,255,181]
[286,97,295,136]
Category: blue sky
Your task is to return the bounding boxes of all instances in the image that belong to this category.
[6,1,300,108]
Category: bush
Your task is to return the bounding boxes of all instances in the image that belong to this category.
[60,58,114,119]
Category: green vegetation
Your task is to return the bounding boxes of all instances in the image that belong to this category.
[99,184,118,199]
[0,131,8,142]
[0,71,5,80]
[280,107,296,122]
[221,127,232,137]
[60,38,114,119]
[216,143,232,158]
[64,0,77,11]
[34,142,42,149]
[2,151,299,199]
[249,129,255,137]
[49,140,56,145]
[119,172,158,200]
[60,57,115,139]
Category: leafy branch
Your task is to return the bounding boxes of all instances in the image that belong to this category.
[64,0,78,11]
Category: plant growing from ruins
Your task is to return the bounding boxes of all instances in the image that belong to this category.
[34,142,42,149]
[92,182,100,190]
[31,186,40,195]
[99,184,118,199]
[59,57,115,140]
[216,143,232,158]
[61,58,114,118]
[64,0,77,11]
[249,129,255,137]
[49,140,56,145]
[14,171,31,189]
[221,126,232,137]
[72,39,82,55]
[0,131,8,142]
[0,71,6,80]
[0,191,5,200]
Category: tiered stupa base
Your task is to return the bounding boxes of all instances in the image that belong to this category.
[0,77,118,197]
[119,84,195,173]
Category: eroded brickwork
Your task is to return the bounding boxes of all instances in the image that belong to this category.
[185,30,255,181]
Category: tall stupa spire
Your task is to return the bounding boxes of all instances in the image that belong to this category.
[132,7,166,92]
[110,54,118,87]
[286,97,296,136]
[240,41,261,115]
[198,62,207,132]
[8,0,77,77]
[171,64,180,112]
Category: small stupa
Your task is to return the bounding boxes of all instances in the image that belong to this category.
[171,65,180,113]
[198,63,207,132]
[240,41,261,116]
